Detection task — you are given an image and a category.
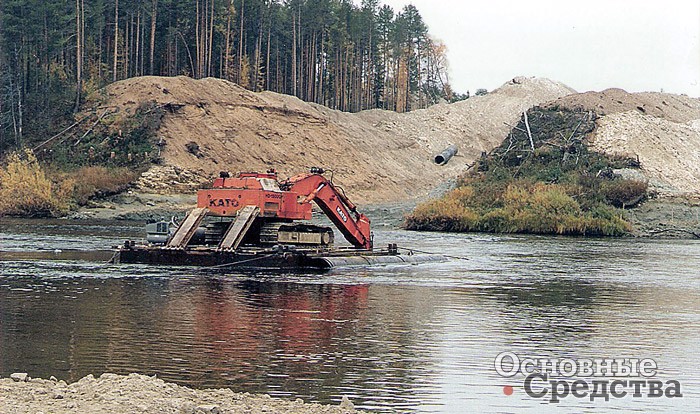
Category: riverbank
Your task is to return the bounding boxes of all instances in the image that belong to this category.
[624,196,700,238]
[63,190,416,228]
[59,189,700,239]
[0,373,359,413]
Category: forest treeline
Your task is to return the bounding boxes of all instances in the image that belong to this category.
[0,0,462,154]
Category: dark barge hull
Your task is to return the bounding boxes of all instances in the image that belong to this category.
[113,245,445,270]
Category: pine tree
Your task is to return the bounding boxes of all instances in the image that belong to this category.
[0,0,456,154]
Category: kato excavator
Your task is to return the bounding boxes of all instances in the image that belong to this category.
[115,168,442,269]
[191,167,372,250]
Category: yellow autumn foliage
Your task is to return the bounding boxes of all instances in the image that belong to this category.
[0,150,72,217]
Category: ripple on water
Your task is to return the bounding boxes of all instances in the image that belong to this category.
[1,222,700,412]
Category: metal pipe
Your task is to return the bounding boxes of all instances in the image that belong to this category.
[434,144,458,165]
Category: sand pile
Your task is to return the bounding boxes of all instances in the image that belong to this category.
[591,111,700,196]
[550,88,700,123]
[0,373,358,414]
[95,75,574,203]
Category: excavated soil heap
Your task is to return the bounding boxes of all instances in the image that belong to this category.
[96,76,574,203]
[548,89,700,196]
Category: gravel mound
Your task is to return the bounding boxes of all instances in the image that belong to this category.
[94,75,574,203]
[0,373,359,414]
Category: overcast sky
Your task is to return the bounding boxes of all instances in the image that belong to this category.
[375,0,700,97]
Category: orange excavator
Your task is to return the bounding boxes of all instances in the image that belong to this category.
[115,168,443,269]
[191,167,372,250]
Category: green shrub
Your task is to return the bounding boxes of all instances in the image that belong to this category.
[405,190,479,232]
[0,151,140,216]
[405,180,632,236]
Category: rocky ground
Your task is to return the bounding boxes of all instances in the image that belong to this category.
[68,190,416,233]
[68,188,699,239]
[0,373,359,414]
[69,192,196,221]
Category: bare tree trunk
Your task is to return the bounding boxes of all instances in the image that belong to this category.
[140,8,145,74]
[135,7,141,76]
[74,0,82,112]
[266,19,271,90]
[255,17,262,91]
[9,69,19,145]
[177,32,196,78]
[199,0,206,77]
[113,0,119,82]
[307,33,315,101]
[124,12,131,79]
[195,0,200,78]
[98,23,103,80]
[149,0,157,75]
[318,30,324,104]
[8,46,22,146]
[275,41,280,92]
[224,0,233,80]
[82,0,85,72]
[207,0,215,77]
[291,9,296,96]
[416,40,422,109]
[0,9,4,145]
[297,9,302,97]
[238,0,244,84]
[335,48,341,110]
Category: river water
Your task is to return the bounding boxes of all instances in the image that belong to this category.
[0,218,699,413]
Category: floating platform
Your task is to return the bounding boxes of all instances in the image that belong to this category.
[112,244,446,270]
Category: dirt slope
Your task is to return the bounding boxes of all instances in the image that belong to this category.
[548,89,700,197]
[97,76,574,203]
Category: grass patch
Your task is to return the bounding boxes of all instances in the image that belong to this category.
[406,179,630,236]
[59,166,140,206]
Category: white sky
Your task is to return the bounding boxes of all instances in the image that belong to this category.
[376,0,700,97]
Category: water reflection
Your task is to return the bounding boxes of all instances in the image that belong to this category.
[1,220,699,412]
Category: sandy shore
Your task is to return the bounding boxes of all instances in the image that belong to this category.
[0,373,359,414]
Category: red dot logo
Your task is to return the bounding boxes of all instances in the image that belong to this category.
[503,385,514,396]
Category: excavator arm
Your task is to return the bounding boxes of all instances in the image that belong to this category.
[282,172,372,250]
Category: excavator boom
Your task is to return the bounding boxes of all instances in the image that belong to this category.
[282,173,372,250]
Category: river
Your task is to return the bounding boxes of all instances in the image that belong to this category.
[1,218,698,413]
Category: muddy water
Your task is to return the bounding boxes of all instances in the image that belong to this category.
[1,218,699,413]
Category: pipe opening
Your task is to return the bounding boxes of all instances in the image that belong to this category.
[434,155,445,165]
